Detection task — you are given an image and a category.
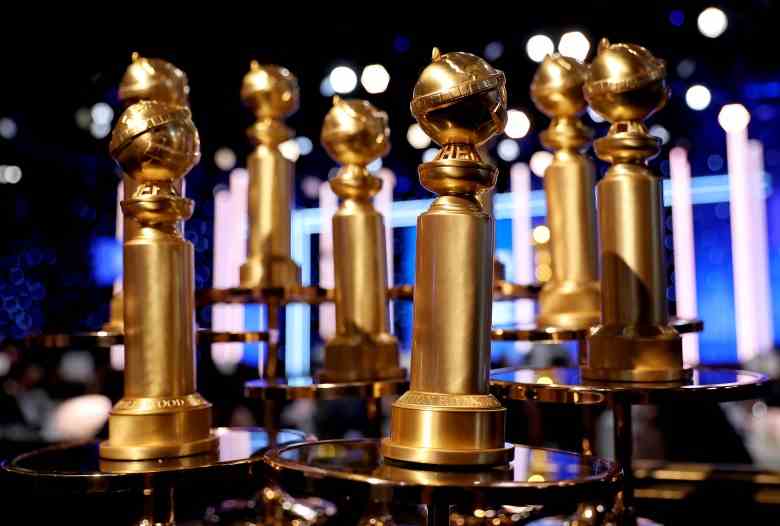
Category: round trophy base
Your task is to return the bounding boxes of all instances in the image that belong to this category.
[580,366,694,383]
[380,438,514,466]
[99,432,219,461]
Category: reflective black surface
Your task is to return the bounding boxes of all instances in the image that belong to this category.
[264,438,619,511]
[490,367,770,405]
[3,427,306,494]
[245,376,408,400]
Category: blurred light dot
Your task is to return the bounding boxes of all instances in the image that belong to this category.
[296,136,314,156]
[91,102,114,126]
[320,76,335,97]
[669,10,685,27]
[586,107,605,123]
[753,400,768,418]
[110,344,125,370]
[329,66,358,94]
[533,225,550,244]
[214,147,236,171]
[698,7,728,38]
[59,351,95,383]
[526,34,554,63]
[367,158,382,173]
[536,264,552,282]
[75,107,91,130]
[49,394,111,441]
[685,85,711,111]
[558,31,590,62]
[718,104,750,133]
[530,151,554,176]
[279,138,301,162]
[0,118,17,139]
[497,139,520,162]
[707,154,724,171]
[90,121,111,139]
[407,123,431,149]
[649,124,670,145]
[484,41,504,61]
[393,35,411,54]
[505,109,531,139]
[301,176,322,199]
[361,64,390,94]
[1,165,22,184]
[422,148,439,163]
[677,59,696,79]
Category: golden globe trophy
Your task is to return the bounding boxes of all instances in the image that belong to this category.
[104,53,191,334]
[530,54,600,331]
[382,49,512,466]
[582,40,686,382]
[317,97,404,382]
[100,100,218,460]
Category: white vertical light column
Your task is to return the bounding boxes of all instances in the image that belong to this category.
[376,168,396,328]
[211,168,249,374]
[669,147,700,365]
[511,163,535,339]
[318,181,338,341]
[748,139,774,354]
[719,104,771,362]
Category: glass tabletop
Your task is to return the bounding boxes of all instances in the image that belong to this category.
[264,438,619,509]
[3,427,306,494]
[490,367,770,405]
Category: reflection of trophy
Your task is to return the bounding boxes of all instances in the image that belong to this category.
[382,49,512,466]
[105,54,191,334]
[583,40,685,382]
[239,62,301,291]
[100,100,218,459]
[530,54,600,330]
[317,97,404,382]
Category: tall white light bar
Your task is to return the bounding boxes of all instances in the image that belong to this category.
[511,163,535,338]
[669,147,700,365]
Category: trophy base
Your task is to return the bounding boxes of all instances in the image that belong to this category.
[583,323,687,383]
[381,392,511,466]
[100,393,218,461]
[537,281,600,331]
[317,333,405,383]
[240,257,301,290]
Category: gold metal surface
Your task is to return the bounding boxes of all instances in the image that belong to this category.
[582,40,684,383]
[477,188,506,281]
[317,97,403,382]
[239,62,301,290]
[105,54,191,334]
[530,54,600,330]
[382,49,511,466]
[100,100,217,460]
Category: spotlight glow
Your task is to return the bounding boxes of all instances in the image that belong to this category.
[718,104,751,133]
[91,102,114,126]
[505,109,531,139]
[296,136,314,155]
[698,7,728,38]
[558,31,590,62]
[497,139,520,162]
[214,147,236,171]
[407,123,431,149]
[422,148,439,163]
[532,225,551,244]
[685,85,712,111]
[279,138,301,162]
[320,77,335,97]
[484,41,504,61]
[586,107,605,123]
[329,66,358,94]
[0,117,17,139]
[530,151,554,176]
[526,34,554,63]
[367,158,383,172]
[650,124,671,145]
[361,64,390,94]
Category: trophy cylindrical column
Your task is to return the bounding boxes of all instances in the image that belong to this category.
[318,98,402,382]
[410,196,493,394]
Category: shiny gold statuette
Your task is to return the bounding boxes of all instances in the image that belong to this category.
[317,97,403,382]
[382,49,512,466]
[582,40,685,382]
[104,53,191,333]
[100,100,218,460]
[239,62,301,291]
[530,55,600,330]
